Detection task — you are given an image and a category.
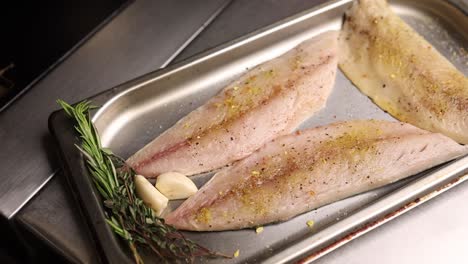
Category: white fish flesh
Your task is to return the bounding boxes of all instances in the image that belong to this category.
[339,0,468,143]
[127,31,339,177]
[165,120,468,231]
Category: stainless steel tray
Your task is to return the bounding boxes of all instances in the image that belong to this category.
[68,0,468,262]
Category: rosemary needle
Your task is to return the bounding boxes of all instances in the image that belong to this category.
[57,99,227,263]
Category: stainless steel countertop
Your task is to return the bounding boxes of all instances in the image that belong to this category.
[0,0,230,219]
[8,0,468,263]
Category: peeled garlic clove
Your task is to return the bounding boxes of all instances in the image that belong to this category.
[134,175,168,216]
[156,172,198,200]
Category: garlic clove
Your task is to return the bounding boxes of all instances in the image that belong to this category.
[134,174,168,216]
[156,172,198,200]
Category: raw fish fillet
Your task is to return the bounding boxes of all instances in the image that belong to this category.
[165,120,468,231]
[127,31,338,177]
[339,0,468,144]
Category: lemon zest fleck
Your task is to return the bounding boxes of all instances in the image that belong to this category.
[255,226,264,234]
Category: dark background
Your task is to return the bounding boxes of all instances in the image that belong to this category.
[0,0,127,111]
[1,0,127,262]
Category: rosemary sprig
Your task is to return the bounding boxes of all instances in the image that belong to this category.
[57,99,226,263]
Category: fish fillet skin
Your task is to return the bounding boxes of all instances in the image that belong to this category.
[165,120,468,231]
[339,0,468,144]
[127,31,338,177]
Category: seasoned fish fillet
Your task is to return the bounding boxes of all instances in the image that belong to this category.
[339,0,468,144]
[165,120,468,231]
[127,31,338,177]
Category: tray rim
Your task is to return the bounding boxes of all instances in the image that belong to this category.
[88,0,352,114]
[48,0,468,263]
[48,1,354,263]
[49,110,133,264]
[90,0,468,118]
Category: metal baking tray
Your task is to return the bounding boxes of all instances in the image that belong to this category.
[49,0,468,263]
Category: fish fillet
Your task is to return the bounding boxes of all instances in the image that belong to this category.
[127,31,338,177]
[339,0,468,144]
[165,120,468,231]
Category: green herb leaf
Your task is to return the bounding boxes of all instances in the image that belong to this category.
[57,99,227,263]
